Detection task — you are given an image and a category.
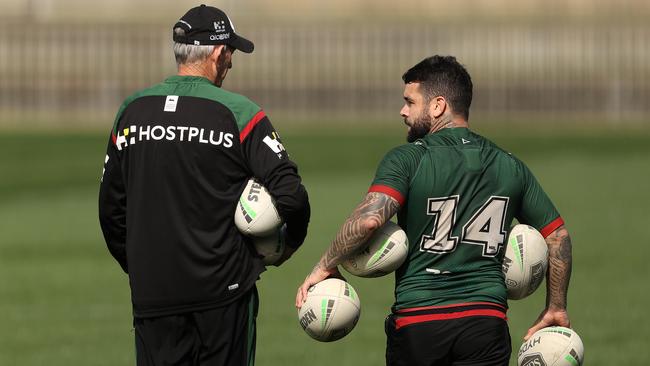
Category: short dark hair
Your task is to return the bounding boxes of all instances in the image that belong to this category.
[402,55,473,120]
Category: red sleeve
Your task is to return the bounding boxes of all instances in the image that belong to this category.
[239,110,266,143]
[368,184,406,206]
[539,217,564,238]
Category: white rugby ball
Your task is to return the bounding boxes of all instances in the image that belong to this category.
[502,224,548,300]
[342,221,408,277]
[518,327,584,366]
[252,229,285,265]
[234,179,283,237]
[298,278,361,342]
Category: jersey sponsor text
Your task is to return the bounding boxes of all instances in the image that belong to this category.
[114,124,234,150]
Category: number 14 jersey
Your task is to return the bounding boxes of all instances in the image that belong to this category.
[368,127,563,310]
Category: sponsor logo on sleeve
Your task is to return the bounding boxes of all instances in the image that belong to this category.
[263,132,286,158]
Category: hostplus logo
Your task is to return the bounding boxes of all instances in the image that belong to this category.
[112,125,234,151]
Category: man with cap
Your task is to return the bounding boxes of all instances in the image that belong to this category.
[99,5,310,366]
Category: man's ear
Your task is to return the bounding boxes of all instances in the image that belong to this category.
[209,45,225,63]
[429,96,447,118]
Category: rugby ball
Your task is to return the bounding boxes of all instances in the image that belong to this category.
[252,228,285,265]
[234,179,283,236]
[342,221,408,277]
[518,327,584,366]
[298,278,361,342]
[502,224,548,300]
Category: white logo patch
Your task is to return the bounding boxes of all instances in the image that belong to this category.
[164,95,179,112]
[214,20,226,32]
[263,132,285,158]
[462,138,471,144]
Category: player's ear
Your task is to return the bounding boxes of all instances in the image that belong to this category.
[429,96,446,118]
[210,45,225,63]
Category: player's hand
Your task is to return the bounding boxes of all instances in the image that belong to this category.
[295,264,344,309]
[524,307,571,341]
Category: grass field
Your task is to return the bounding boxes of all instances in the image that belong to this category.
[0,125,649,365]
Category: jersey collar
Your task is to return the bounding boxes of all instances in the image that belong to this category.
[164,75,214,85]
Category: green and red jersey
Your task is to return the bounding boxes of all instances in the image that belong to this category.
[369,127,562,312]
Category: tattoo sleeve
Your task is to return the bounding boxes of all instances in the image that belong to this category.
[318,192,401,270]
[544,225,572,309]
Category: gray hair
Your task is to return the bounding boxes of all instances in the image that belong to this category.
[173,27,216,66]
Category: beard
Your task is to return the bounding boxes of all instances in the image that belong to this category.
[406,113,433,142]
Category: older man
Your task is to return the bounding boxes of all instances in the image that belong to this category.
[99,5,310,366]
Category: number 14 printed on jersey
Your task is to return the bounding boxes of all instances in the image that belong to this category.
[421,196,509,257]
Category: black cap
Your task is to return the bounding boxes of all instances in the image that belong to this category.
[173,5,254,53]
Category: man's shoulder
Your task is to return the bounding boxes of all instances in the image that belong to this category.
[381,141,428,165]
[193,85,262,131]
[467,131,530,176]
[112,82,169,132]
[466,130,518,157]
[120,82,167,108]
[193,84,258,109]
[117,79,262,132]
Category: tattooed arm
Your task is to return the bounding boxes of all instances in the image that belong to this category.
[545,225,573,310]
[320,192,401,270]
[524,224,573,340]
[295,192,400,307]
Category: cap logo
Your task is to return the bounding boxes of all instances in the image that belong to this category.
[214,20,226,32]
[210,33,230,41]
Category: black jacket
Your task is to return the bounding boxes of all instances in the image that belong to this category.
[99,75,310,317]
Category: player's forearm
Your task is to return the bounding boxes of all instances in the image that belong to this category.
[318,192,400,270]
[544,225,572,309]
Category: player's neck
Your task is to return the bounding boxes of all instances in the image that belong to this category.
[429,114,469,134]
[177,63,217,84]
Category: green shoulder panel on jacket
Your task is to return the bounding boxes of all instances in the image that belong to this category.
[199,85,262,132]
[111,76,262,135]
[111,84,168,135]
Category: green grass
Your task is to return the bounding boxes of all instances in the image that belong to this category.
[0,126,648,365]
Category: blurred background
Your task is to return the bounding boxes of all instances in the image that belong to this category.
[1,1,648,365]
[1,0,649,127]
